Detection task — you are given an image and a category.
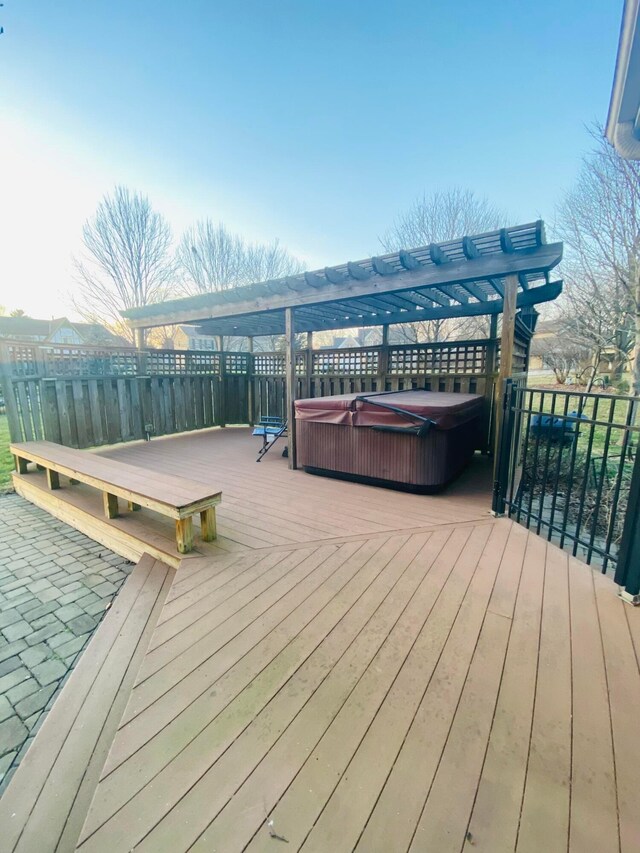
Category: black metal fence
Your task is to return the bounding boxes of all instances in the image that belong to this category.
[493,382,640,590]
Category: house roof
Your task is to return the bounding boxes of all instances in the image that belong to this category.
[121,221,563,337]
[606,0,640,159]
[0,316,127,346]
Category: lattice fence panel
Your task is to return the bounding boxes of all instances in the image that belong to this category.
[45,347,139,377]
[253,353,285,375]
[252,352,306,376]
[5,343,39,377]
[146,350,221,376]
[312,348,379,376]
[387,342,487,376]
[223,353,250,375]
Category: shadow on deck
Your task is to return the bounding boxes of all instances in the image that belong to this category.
[1,427,639,852]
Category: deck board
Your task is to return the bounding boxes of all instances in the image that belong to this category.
[516,539,572,853]
[463,532,546,852]
[568,557,619,853]
[1,427,638,852]
[593,570,640,852]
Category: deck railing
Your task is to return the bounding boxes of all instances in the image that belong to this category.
[0,337,506,450]
[493,381,640,580]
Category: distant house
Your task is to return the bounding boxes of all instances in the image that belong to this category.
[173,325,221,351]
[328,330,380,349]
[0,316,128,347]
[528,320,561,372]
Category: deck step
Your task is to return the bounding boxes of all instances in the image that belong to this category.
[0,553,175,853]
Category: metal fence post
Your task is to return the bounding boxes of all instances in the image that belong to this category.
[614,446,640,604]
[492,378,515,516]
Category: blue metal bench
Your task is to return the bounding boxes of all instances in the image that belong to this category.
[252,416,287,462]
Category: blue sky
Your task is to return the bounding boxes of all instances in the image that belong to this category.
[0,0,622,318]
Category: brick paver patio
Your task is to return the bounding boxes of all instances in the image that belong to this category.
[0,493,133,792]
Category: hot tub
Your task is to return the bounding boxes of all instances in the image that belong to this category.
[295,390,484,492]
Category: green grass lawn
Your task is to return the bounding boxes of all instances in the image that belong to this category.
[0,415,14,492]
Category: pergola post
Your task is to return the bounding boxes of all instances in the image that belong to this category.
[305,331,313,398]
[379,324,390,389]
[493,274,519,464]
[285,307,297,469]
[247,336,254,426]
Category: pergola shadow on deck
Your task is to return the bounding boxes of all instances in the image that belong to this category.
[2,429,639,853]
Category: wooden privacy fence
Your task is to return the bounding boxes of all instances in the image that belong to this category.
[0,332,533,451]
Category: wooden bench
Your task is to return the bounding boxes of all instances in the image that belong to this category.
[11,440,221,554]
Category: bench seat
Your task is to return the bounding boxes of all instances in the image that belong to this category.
[10,441,221,554]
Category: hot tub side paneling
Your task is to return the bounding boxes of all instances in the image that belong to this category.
[296,417,480,491]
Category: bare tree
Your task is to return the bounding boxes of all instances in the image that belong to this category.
[176,220,303,296]
[379,188,506,344]
[176,220,304,350]
[175,221,245,295]
[553,272,631,390]
[556,125,640,394]
[389,315,491,345]
[72,186,175,344]
[380,187,507,252]
[243,239,305,284]
[530,324,591,384]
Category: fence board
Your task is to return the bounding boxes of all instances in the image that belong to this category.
[41,381,62,444]
[16,381,35,442]
[104,379,120,444]
[87,380,104,445]
[55,381,74,447]
[27,381,43,441]
[129,379,144,439]
[71,380,90,447]
[116,379,130,441]
[150,378,163,435]
[202,378,213,427]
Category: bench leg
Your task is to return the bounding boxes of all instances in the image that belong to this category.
[103,492,119,519]
[14,455,28,474]
[175,517,194,554]
[127,501,141,511]
[200,507,217,542]
[46,469,60,490]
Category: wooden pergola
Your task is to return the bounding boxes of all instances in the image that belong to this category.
[123,221,563,468]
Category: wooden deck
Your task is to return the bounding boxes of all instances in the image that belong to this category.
[2,428,639,852]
